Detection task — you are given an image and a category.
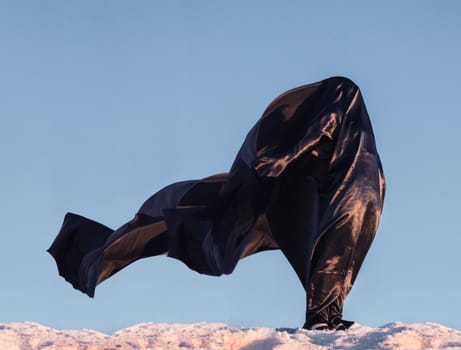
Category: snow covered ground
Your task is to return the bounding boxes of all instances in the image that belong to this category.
[1,322,460,350]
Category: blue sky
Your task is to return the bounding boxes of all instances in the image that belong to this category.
[1,1,460,333]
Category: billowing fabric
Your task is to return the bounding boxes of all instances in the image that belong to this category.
[48,77,385,323]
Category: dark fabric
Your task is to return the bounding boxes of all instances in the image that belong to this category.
[48,76,385,323]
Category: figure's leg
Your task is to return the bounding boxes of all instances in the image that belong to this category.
[307,200,381,330]
[306,220,356,329]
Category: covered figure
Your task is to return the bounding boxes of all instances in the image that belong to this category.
[48,76,385,331]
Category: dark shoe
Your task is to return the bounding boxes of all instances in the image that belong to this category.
[329,318,355,331]
[309,323,330,331]
[303,313,330,331]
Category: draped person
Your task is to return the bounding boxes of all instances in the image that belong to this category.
[48,76,385,330]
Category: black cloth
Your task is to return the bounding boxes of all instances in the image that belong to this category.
[48,76,385,323]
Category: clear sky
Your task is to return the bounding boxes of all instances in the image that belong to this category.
[1,1,460,333]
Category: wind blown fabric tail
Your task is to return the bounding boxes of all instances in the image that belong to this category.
[48,213,113,296]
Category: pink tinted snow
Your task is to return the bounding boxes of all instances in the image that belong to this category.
[0,322,460,350]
